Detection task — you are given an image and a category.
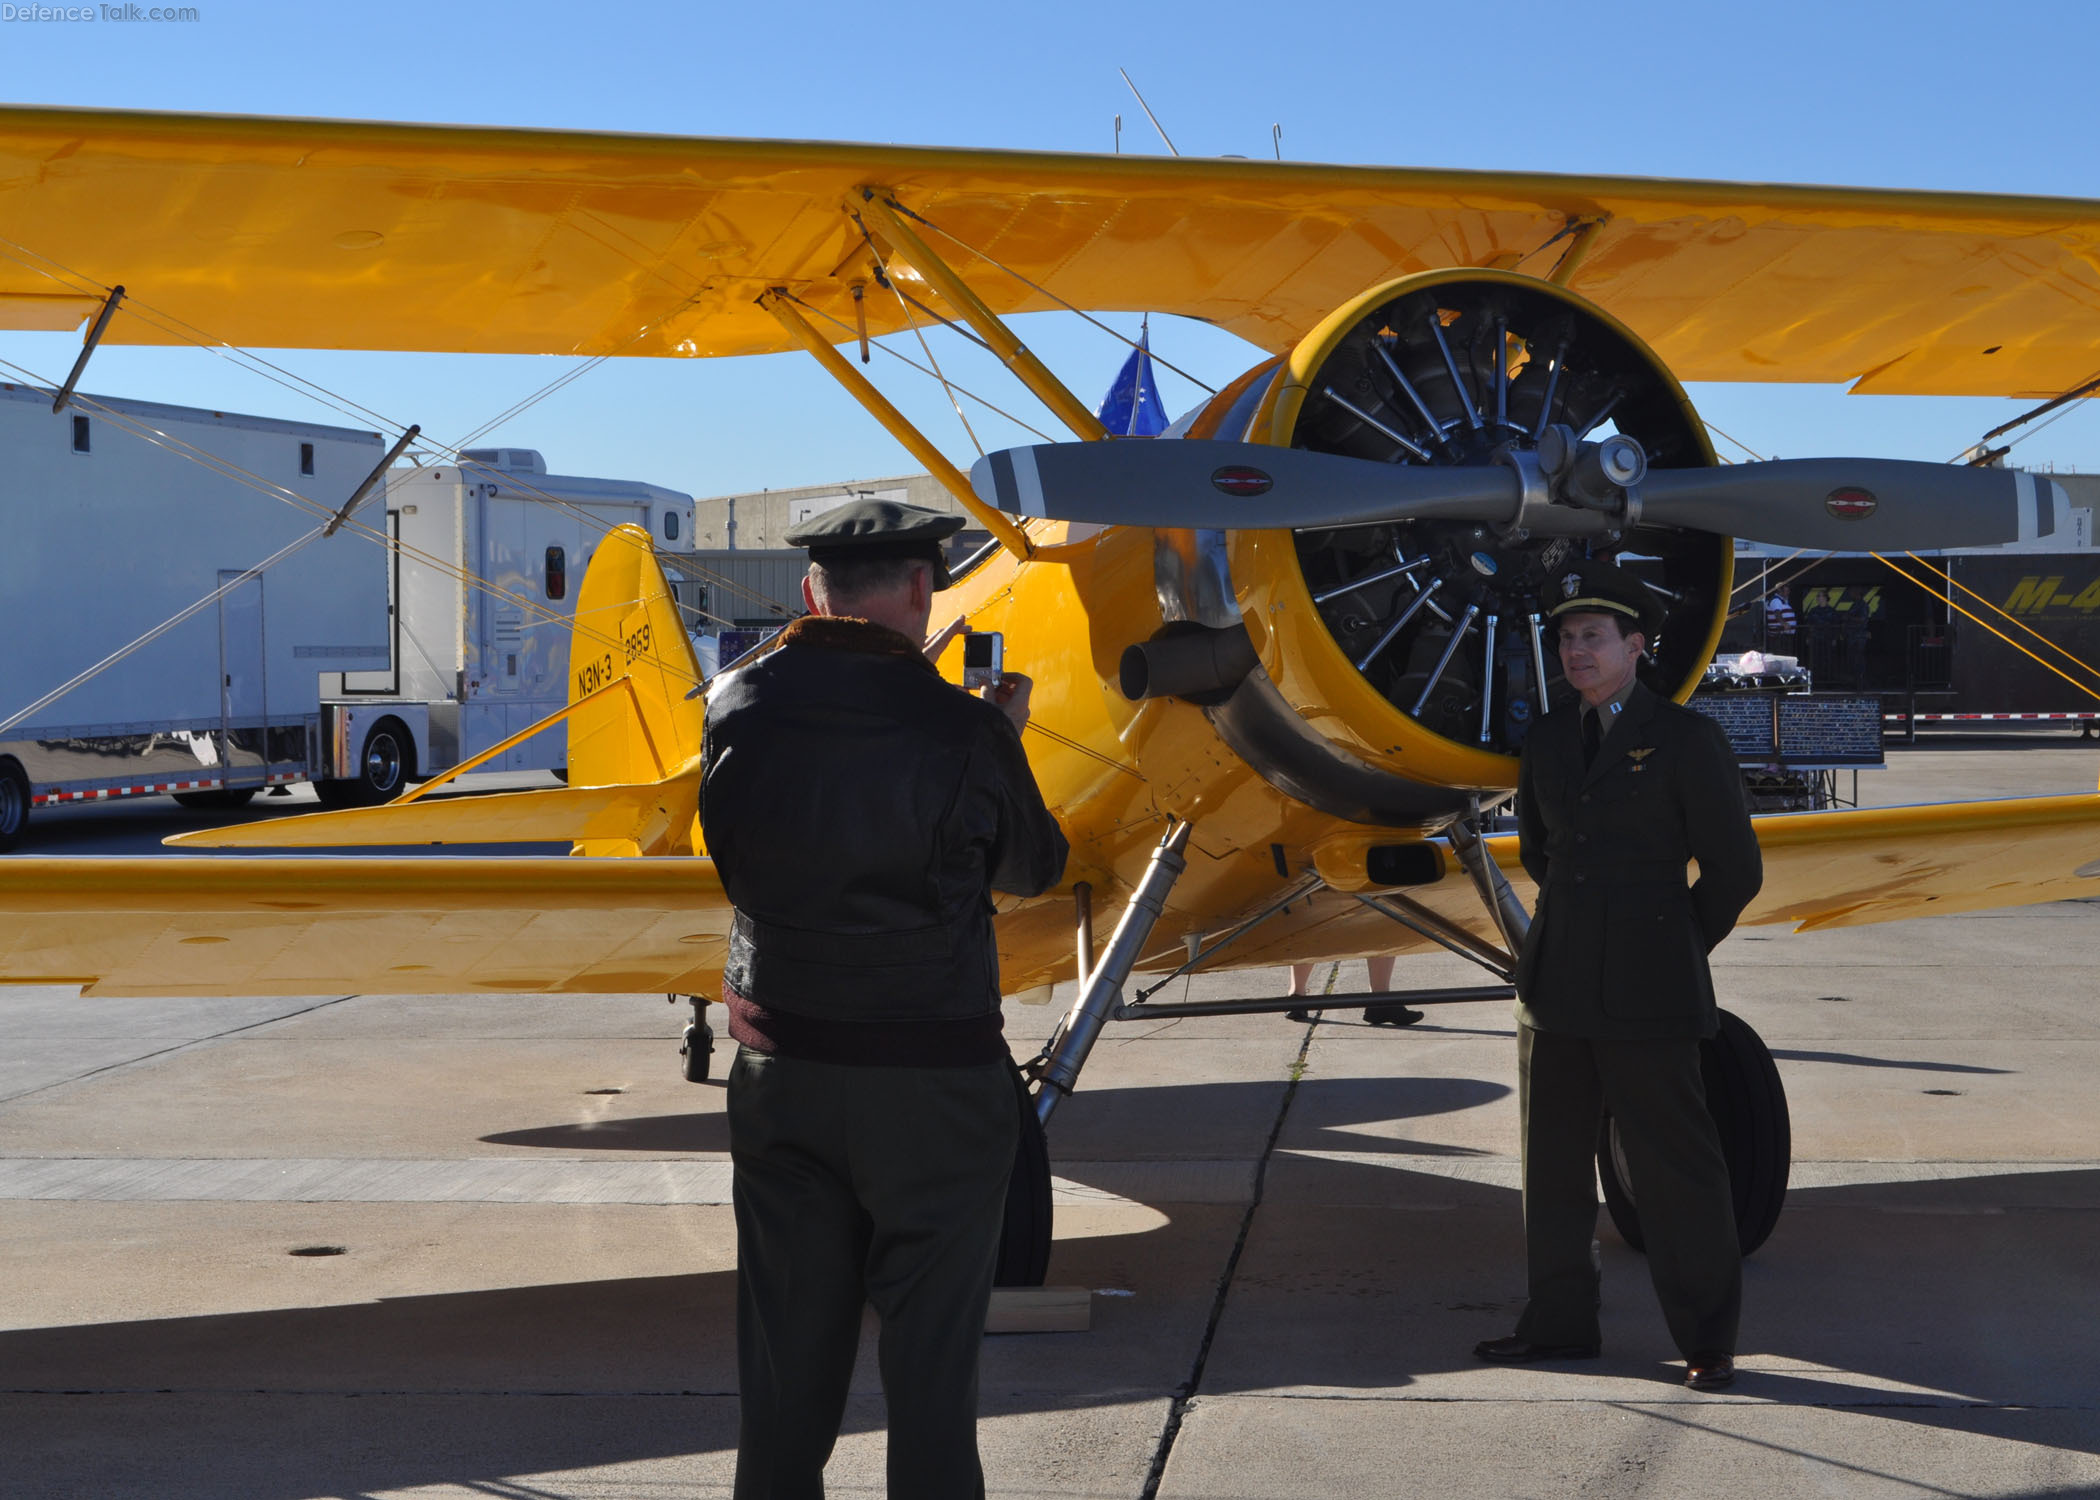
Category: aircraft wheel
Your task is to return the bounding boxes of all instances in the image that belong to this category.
[1596,1009,1791,1257]
[173,787,259,810]
[994,1091,1053,1287]
[0,759,29,852]
[680,1020,714,1083]
[316,717,416,807]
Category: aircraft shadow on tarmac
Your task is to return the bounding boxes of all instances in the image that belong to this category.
[6,1078,2099,1497]
[478,1072,1511,1158]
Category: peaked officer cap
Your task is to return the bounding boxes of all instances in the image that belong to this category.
[784,499,966,591]
[1547,559,1665,638]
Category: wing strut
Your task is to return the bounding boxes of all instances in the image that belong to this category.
[49,284,123,414]
[760,289,1036,562]
[856,194,1110,443]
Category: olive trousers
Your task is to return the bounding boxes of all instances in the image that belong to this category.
[1513,1023,1741,1358]
[728,1048,1022,1500]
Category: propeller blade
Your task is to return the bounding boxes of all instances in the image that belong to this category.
[1640,460,2071,552]
[970,440,1515,531]
[973,440,2075,555]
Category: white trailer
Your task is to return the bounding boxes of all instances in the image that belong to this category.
[0,386,694,849]
[372,447,695,775]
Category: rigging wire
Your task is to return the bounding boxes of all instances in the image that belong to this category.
[0,234,798,624]
[784,293,1057,443]
[1701,418,1766,463]
[891,201,1218,395]
[0,524,328,736]
[1899,550,2100,690]
[1872,553,2100,705]
[0,360,708,708]
[1728,549,1811,600]
[851,214,984,457]
[0,234,402,434]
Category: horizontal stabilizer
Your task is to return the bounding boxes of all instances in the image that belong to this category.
[164,774,698,852]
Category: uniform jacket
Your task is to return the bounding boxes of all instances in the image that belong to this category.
[1513,680,1762,1040]
[701,615,1069,1028]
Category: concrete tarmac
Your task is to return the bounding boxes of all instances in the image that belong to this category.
[2,735,2098,1497]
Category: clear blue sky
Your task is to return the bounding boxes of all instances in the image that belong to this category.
[6,0,2100,499]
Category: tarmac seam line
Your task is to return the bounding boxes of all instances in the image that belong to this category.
[1137,961,1328,1500]
[1178,1392,2100,1411]
[0,994,360,1106]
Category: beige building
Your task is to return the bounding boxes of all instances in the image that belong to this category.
[681,473,991,625]
[690,472,982,551]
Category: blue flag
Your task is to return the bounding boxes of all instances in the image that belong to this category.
[1096,322,1171,437]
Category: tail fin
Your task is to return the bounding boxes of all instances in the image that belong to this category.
[567,524,706,792]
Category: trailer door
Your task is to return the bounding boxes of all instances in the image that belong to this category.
[217,569,267,786]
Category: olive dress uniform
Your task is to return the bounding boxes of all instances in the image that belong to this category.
[1508,648,1762,1360]
[703,502,1069,1499]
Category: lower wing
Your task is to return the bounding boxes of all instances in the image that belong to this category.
[3,795,2095,1000]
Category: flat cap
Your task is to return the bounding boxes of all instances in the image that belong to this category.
[784,498,966,590]
[1546,559,1664,638]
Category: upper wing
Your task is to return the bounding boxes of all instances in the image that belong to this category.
[4,105,2100,394]
[0,855,731,998]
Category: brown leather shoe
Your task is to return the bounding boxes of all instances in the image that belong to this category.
[1685,1353,1735,1389]
[1474,1335,1600,1363]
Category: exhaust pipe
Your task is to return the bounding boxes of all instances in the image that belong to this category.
[1120,623,1259,705]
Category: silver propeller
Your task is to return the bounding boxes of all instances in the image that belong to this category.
[970,439,2072,552]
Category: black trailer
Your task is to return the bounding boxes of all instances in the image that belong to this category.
[1724,549,2100,737]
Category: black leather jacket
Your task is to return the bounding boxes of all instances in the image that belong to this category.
[701,616,1069,1028]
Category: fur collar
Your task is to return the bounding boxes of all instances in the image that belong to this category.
[775,614,938,673]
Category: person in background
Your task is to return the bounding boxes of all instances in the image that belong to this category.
[1763,583,1797,654]
[1285,956,1420,1025]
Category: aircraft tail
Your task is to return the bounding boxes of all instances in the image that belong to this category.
[566,523,706,793]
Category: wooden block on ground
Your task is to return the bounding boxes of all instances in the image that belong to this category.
[985,1285,1091,1334]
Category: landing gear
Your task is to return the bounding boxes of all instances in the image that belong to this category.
[673,994,714,1083]
[1596,1008,1792,1256]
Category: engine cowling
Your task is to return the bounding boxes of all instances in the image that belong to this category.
[1153,269,1731,828]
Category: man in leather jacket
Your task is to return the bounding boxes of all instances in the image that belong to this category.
[1474,561,1761,1392]
[701,499,1068,1499]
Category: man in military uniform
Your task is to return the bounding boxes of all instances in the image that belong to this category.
[701,499,1069,1497]
[1474,560,1762,1391]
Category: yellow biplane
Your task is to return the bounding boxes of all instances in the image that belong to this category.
[5,105,2100,1282]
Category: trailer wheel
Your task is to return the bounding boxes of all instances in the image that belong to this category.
[1596,1009,1791,1257]
[0,759,29,852]
[316,717,416,808]
[172,788,259,810]
[994,1092,1053,1287]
